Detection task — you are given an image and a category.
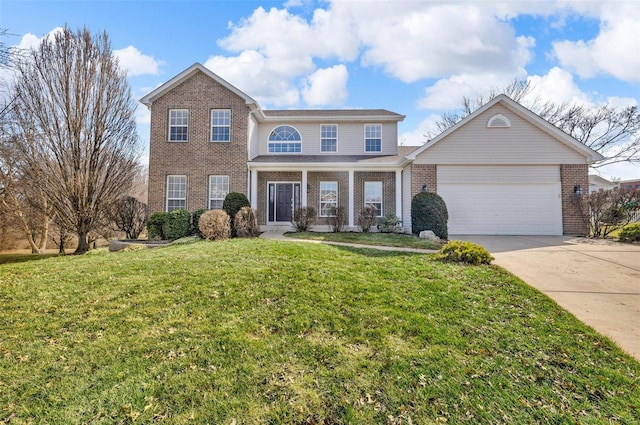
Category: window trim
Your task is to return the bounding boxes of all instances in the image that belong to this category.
[268,125,302,153]
[487,114,511,128]
[211,109,231,142]
[208,175,229,210]
[364,123,382,153]
[364,181,383,217]
[319,181,338,217]
[320,124,338,153]
[168,109,189,142]
[166,175,187,212]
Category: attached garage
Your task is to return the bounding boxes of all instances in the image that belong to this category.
[406,95,604,236]
[437,165,562,235]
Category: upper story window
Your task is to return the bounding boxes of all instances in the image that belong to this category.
[487,114,511,128]
[364,124,381,152]
[166,175,187,211]
[169,109,189,142]
[268,125,302,153]
[321,124,337,152]
[211,109,231,142]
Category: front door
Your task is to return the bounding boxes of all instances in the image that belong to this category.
[268,182,301,223]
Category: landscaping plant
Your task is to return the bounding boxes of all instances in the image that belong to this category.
[198,209,231,241]
[438,240,493,265]
[234,207,260,238]
[222,192,251,237]
[291,206,317,231]
[411,191,449,240]
[357,205,378,233]
[327,206,347,232]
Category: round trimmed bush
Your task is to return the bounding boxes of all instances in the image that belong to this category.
[199,210,231,241]
[411,192,449,240]
[235,207,260,238]
[619,223,640,242]
[165,209,191,240]
[147,212,168,240]
[438,241,493,265]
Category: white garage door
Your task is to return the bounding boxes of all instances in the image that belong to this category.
[437,166,562,235]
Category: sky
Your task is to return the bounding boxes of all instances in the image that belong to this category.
[1,0,639,180]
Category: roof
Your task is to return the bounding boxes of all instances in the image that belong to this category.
[406,94,605,163]
[588,174,617,187]
[260,109,405,122]
[249,147,417,170]
[140,63,258,108]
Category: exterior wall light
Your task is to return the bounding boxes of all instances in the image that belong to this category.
[422,184,428,192]
[573,184,583,195]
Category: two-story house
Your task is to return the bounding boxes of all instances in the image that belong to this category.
[141,63,603,236]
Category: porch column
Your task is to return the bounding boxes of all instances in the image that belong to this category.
[301,169,308,207]
[250,169,258,208]
[395,169,402,220]
[348,170,354,228]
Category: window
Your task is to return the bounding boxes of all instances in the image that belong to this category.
[487,114,511,128]
[364,181,382,216]
[365,124,381,152]
[209,175,229,209]
[166,175,187,211]
[321,124,337,152]
[169,109,189,141]
[268,125,302,153]
[319,181,338,216]
[211,109,231,142]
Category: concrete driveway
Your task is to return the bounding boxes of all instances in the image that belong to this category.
[456,235,640,361]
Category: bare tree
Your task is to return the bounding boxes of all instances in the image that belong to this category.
[10,26,140,253]
[572,189,639,238]
[0,135,53,253]
[429,79,640,168]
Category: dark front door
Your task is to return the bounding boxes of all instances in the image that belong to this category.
[276,184,294,222]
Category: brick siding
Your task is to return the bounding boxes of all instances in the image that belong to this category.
[411,164,437,199]
[560,164,589,236]
[147,70,250,213]
[354,171,396,218]
[307,171,349,225]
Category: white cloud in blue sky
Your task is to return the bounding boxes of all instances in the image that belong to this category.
[3,0,639,179]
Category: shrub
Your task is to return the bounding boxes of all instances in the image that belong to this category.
[198,210,231,241]
[235,207,260,238]
[411,192,448,240]
[357,206,378,233]
[292,207,317,232]
[619,223,640,242]
[147,212,168,240]
[438,241,493,265]
[191,208,207,237]
[223,192,251,237]
[377,213,402,233]
[165,209,192,241]
[327,206,347,233]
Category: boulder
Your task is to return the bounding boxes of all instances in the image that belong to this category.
[419,230,440,241]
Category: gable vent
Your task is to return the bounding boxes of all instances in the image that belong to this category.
[487,114,511,128]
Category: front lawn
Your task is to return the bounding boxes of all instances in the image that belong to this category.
[1,239,638,423]
[285,231,443,250]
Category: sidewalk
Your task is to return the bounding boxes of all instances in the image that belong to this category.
[259,229,439,254]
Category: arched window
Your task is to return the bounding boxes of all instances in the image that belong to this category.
[487,114,511,128]
[268,125,302,153]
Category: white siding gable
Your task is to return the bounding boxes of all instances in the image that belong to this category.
[414,104,588,165]
[257,121,398,156]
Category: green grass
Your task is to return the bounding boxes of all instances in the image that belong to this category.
[285,231,443,250]
[1,239,638,423]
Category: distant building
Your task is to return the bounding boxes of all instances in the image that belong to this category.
[588,175,617,193]
[619,179,640,192]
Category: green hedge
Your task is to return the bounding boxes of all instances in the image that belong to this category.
[411,192,449,240]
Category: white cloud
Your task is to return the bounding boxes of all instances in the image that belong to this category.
[552,3,640,82]
[113,46,161,76]
[399,114,442,146]
[135,104,151,125]
[302,65,348,106]
[525,67,591,106]
[205,50,300,106]
[596,161,640,181]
